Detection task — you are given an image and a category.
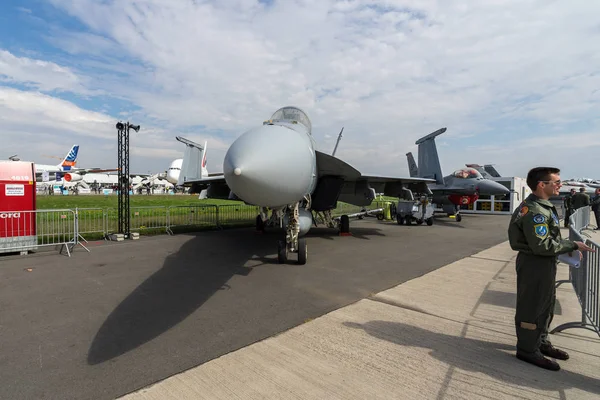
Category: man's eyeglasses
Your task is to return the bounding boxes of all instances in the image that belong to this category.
[539,180,562,185]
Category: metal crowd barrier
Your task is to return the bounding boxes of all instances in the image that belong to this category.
[552,206,600,337]
[216,204,260,228]
[166,205,218,234]
[0,202,386,258]
[0,209,86,257]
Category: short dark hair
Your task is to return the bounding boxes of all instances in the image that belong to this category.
[526,167,560,191]
[580,187,585,192]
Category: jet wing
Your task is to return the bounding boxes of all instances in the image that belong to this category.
[179,175,226,185]
[69,168,120,175]
[315,151,361,179]
[350,174,434,198]
[314,150,435,207]
[34,168,119,177]
[429,187,476,196]
[359,175,437,184]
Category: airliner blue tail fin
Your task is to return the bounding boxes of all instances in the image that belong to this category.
[59,145,79,171]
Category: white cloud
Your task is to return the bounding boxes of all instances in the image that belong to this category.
[0,50,88,93]
[0,87,205,173]
[2,0,600,178]
[0,87,112,137]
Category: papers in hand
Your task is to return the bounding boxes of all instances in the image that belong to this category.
[558,251,582,268]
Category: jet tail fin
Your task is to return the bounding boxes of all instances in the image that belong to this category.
[484,164,501,178]
[59,145,79,170]
[200,140,208,177]
[406,152,418,177]
[175,136,205,186]
[415,128,446,185]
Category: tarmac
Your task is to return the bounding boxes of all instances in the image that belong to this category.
[0,214,598,399]
[119,228,600,400]
[0,214,513,400]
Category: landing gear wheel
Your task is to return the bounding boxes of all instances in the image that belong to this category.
[456,214,462,222]
[277,240,287,264]
[256,215,265,232]
[377,213,384,221]
[396,214,404,225]
[297,238,307,265]
[416,219,423,225]
[340,214,350,234]
[426,218,433,226]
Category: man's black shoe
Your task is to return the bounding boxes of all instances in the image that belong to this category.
[516,352,560,371]
[540,344,570,360]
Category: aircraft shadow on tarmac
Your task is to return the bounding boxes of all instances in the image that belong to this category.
[344,320,600,397]
[87,224,386,365]
[87,229,275,365]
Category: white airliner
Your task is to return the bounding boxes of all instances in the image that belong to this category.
[25,145,118,183]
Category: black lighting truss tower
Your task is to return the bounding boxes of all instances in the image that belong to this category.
[115,121,140,238]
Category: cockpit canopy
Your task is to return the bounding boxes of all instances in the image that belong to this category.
[269,106,312,134]
[452,168,483,179]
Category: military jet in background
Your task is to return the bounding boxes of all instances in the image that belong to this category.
[406,128,510,222]
[466,163,597,197]
[176,106,435,264]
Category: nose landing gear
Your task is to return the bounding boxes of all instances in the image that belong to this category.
[277,203,308,265]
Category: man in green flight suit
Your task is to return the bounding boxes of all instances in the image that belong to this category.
[508,167,595,371]
[592,188,600,230]
[563,188,576,227]
[571,187,590,210]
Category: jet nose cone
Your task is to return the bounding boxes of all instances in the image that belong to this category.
[223,125,316,208]
[477,180,510,196]
[166,170,178,185]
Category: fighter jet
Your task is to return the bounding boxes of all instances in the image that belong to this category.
[176,106,435,264]
[466,164,597,197]
[406,128,510,222]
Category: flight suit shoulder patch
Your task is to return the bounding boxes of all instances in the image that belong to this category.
[533,214,546,224]
[518,205,529,218]
[534,223,549,239]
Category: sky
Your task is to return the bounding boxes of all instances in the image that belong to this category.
[1,0,599,179]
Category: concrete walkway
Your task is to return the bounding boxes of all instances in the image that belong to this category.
[119,238,600,400]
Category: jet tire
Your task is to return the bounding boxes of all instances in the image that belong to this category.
[297,238,307,265]
[340,215,350,233]
[277,240,287,264]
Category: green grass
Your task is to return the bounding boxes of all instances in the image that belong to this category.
[36,194,399,210]
[36,194,244,210]
[28,194,394,242]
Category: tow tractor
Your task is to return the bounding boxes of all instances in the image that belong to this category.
[394,196,434,226]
